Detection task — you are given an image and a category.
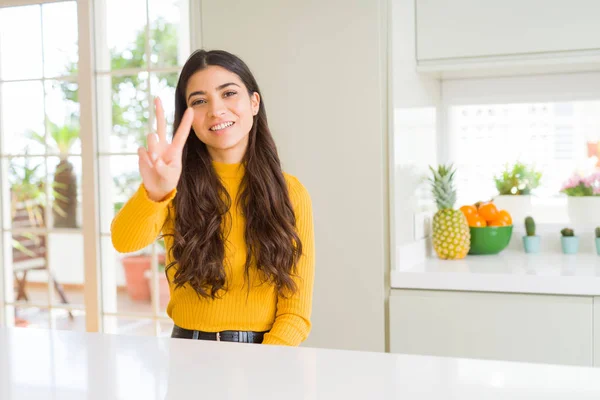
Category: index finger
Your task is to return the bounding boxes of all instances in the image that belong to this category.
[172,107,194,152]
[155,97,167,143]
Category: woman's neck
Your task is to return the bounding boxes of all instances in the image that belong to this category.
[207,139,248,164]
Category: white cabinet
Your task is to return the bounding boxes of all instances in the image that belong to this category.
[390,289,594,366]
[416,0,600,61]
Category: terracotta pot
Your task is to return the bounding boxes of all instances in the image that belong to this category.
[145,269,171,309]
[587,142,600,167]
[158,274,170,309]
[121,255,152,301]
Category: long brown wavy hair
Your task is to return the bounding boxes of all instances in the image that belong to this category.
[164,49,302,299]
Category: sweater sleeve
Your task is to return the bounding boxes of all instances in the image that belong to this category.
[262,176,315,346]
[110,183,176,253]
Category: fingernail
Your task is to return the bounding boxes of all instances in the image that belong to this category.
[150,152,157,161]
[154,133,159,143]
[156,159,164,168]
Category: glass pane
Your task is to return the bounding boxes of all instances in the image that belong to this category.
[11,232,48,307]
[48,232,84,308]
[148,241,170,315]
[1,81,46,155]
[42,1,78,78]
[99,155,141,234]
[158,320,174,337]
[111,73,150,152]
[45,80,81,156]
[0,5,42,80]
[149,0,187,68]
[450,101,600,207]
[104,316,156,336]
[100,0,148,71]
[101,235,154,316]
[51,309,86,331]
[8,157,47,230]
[151,73,177,137]
[12,306,50,329]
[48,156,81,229]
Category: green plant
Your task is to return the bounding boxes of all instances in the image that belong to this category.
[494,162,542,195]
[8,157,48,259]
[113,171,141,214]
[26,119,80,228]
[561,228,575,237]
[9,158,45,227]
[60,18,179,147]
[595,227,600,238]
[525,216,536,236]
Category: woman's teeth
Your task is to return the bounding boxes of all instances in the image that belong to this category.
[210,122,234,131]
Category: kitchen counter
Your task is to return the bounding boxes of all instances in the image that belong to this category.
[2,327,600,399]
[391,250,600,295]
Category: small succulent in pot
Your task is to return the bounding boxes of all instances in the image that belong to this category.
[560,227,578,254]
[525,216,536,236]
[560,228,575,237]
[522,216,540,253]
[595,227,600,238]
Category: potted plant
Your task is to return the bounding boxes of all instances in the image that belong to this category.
[493,162,542,224]
[26,119,80,228]
[595,227,600,256]
[560,170,600,227]
[522,216,540,253]
[123,239,168,304]
[153,239,170,308]
[560,228,579,254]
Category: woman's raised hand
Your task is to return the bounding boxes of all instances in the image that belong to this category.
[138,97,194,202]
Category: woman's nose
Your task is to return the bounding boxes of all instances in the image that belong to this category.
[209,98,226,117]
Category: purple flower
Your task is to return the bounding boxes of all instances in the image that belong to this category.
[561,169,600,195]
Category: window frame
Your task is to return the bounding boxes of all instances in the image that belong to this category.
[0,0,202,333]
[439,72,600,225]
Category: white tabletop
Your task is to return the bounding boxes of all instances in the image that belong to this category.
[2,327,600,399]
[392,250,600,296]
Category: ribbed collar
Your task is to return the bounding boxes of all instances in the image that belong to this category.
[212,161,245,180]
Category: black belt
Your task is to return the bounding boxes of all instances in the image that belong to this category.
[171,325,267,344]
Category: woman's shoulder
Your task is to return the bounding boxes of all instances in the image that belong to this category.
[283,172,312,205]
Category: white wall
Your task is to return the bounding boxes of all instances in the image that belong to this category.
[199,0,387,352]
[391,0,441,248]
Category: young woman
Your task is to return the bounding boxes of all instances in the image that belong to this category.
[111,49,315,346]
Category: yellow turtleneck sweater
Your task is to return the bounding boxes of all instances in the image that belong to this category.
[110,161,314,346]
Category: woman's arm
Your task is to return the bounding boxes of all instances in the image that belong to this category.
[110,183,176,253]
[262,176,315,346]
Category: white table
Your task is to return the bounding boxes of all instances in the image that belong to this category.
[2,327,600,399]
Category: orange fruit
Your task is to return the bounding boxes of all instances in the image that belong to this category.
[488,219,509,227]
[460,205,477,219]
[495,210,512,225]
[467,214,487,227]
[478,202,499,221]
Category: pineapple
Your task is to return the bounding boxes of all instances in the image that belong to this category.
[428,164,470,259]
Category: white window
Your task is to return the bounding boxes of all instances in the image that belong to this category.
[0,0,196,337]
[442,73,600,224]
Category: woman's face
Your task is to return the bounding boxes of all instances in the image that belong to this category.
[185,65,260,163]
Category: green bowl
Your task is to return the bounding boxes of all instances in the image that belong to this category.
[468,225,513,255]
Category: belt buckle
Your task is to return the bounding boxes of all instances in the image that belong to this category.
[216,332,221,342]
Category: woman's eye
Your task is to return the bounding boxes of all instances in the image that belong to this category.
[191,99,206,106]
[224,91,237,98]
